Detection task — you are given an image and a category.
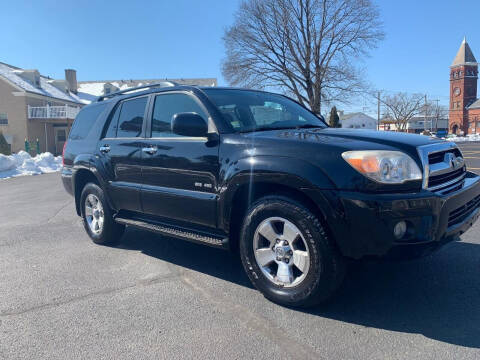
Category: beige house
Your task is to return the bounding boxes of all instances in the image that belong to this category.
[0,60,217,155]
[0,62,84,154]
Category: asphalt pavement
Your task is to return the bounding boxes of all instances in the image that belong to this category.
[1,145,480,359]
[459,141,480,175]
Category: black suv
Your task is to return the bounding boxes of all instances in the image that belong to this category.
[62,83,480,307]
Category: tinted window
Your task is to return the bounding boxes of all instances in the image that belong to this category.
[151,93,207,137]
[103,104,121,138]
[116,97,148,138]
[69,104,107,140]
[203,89,326,133]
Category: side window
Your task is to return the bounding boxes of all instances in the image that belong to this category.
[104,104,121,138]
[116,97,148,138]
[151,93,208,137]
[69,104,107,140]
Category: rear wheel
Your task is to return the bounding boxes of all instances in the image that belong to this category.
[239,196,346,308]
[80,183,124,245]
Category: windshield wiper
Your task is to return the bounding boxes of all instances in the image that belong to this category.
[294,124,324,129]
[239,126,295,133]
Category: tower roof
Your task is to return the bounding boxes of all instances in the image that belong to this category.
[451,37,477,67]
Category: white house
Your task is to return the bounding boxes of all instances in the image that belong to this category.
[338,111,377,129]
[379,116,449,134]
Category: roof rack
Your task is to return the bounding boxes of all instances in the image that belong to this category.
[96,81,179,102]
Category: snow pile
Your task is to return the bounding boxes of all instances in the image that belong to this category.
[0,151,62,179]
[446,134,480,142]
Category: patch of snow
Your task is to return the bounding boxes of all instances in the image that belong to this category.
[77,82,106,97]
[77,81,151,104]
[446,134,480,142]
[0,151,62,179]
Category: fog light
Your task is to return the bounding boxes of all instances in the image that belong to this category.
[394,221,407,239]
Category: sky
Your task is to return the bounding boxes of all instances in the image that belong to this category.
[0,0,479,116]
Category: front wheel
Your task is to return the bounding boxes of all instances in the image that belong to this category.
[80,183,124,245]
[239,196,346,308]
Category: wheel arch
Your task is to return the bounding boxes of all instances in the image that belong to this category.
[73,168,101,216]
[224,180,334,253]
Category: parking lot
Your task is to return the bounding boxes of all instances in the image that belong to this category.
[458,142,480,175]
[1,143,480,360]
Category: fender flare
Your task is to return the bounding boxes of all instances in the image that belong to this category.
[218,156,336,231]
[71,154,113,215]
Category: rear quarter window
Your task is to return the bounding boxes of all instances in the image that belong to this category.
[69,104,108,140]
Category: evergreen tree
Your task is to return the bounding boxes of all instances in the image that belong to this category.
[329,106,341,128]
[0,131,11,155]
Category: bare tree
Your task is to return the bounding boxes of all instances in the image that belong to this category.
[380,93,424,132]
[423,101,448,131]
[222,0,384,113]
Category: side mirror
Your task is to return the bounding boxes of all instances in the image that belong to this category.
[171,112,208,137]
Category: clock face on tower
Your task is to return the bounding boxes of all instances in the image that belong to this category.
[454,87,461,96]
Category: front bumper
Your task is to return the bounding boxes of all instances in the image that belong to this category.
[315,172,480,259]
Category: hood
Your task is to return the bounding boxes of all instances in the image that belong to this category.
[313,128,443,147]
[246,127,443,148]
[235,127,446,192]
[243,127,446,161]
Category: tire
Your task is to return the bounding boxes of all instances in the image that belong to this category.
[80,183,125,245]
[239,195,346,308]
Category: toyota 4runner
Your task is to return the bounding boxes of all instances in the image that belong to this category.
[62,83,480,307]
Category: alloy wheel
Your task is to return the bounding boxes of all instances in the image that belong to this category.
[253,217,311,287]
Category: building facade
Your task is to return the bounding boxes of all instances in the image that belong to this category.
[0,60,218,155]
[449,38,480,134]
[337,111,377,129]
[0,62,83,154]
[77,78,218,104]
[379,117,448,133]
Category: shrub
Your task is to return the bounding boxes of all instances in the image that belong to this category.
[0,131,11,155]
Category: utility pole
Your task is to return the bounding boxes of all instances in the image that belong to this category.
[424,94,428,132]
[377,91,381,131]
[434,99,440,131]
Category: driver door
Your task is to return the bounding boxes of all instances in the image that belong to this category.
[140,92,220,228]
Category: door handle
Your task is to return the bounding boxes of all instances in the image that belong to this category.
[142,146,157,155]
[99,145,110,153]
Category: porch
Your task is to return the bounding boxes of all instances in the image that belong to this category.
[27,104,80,120]
[27,119,73,156]
[27,105,80,155]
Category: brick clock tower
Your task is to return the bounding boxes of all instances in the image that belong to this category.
[449,37,478,134]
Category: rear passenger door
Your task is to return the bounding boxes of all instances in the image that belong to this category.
[140,92,220,228]
[99,96,149,212]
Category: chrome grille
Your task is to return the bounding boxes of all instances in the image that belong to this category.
[428,148,462,165]
[428,168,465,188]
[417,143,467,194]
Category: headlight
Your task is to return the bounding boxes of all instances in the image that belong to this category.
[341,150,422,184]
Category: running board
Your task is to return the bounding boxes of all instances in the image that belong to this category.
[114,215,229,249]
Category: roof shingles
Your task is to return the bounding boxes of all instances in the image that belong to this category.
[0,62,83,104]
[451,38,477,67]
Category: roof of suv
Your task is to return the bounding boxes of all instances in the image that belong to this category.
[95,83,278,104]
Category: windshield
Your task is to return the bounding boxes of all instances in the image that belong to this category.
[203,89,327,133]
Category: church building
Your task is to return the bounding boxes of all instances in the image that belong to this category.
[449,37,480,134]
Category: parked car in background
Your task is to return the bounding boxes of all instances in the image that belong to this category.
[436,129,448,138]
